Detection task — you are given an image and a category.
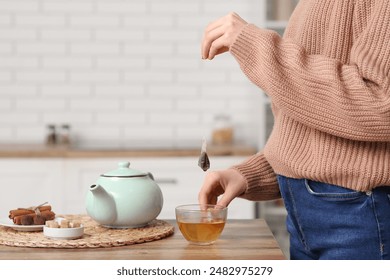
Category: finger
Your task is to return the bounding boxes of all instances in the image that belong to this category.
[198,186,220,205]
[198,182,214,205]
[216,193,234,208]
[208,36,229,60]
[201,25,224,59]
[202,12,245,59]
[198,192,211,205]
[198,171,223,204]
[216,179,245,207]
[215,187,236,208]
[201,12,239,59]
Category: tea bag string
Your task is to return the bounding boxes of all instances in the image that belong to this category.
[17,201,48,216]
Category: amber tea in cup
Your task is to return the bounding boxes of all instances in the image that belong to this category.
[175,204,227,245]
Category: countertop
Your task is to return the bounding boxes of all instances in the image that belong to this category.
[0,143,257,158]
[0,219,285,260]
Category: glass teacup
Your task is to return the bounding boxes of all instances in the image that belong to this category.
[175,204,227,245]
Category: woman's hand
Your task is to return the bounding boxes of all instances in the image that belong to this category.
[201,12,247,60]
[198,169,247,207]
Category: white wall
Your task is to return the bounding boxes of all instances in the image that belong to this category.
[0,0,266,149]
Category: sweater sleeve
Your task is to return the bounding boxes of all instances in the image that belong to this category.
[230,2,390,142]
[230,152,281,201]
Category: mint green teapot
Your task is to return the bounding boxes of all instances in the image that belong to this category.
[86,161,163,228]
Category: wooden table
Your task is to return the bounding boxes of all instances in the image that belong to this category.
[0,219,285,260]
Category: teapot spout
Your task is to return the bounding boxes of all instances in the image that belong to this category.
[87,184,117,225]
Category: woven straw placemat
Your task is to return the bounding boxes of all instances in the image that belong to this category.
[0,215,174,249]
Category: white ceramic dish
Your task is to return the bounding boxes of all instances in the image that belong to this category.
[43,218,84,240]
[0,218,44,232]
[44,224,84,240]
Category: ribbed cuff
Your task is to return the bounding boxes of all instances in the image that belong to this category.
[230,24,257,67]
[230,153,280,201]
[230,24,275,68]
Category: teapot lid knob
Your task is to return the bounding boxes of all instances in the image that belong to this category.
[102,161,146,177]
[118,161,130,168]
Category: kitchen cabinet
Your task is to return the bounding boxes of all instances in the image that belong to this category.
[0,159,65,215]
[0,156,255,219]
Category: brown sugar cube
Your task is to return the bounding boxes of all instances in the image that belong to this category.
[47,221,59,228]
[71,221,81,228]
[45,220,57,228]
[60,219,70,228]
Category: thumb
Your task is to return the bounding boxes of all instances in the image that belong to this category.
[216,190,236,208]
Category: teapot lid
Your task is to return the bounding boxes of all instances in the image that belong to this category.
[101,161,146,178]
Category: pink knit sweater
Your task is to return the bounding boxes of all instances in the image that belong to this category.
[230,0,390,201]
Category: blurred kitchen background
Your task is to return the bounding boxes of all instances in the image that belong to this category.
[0,0,267,148]
[0,0,299,257]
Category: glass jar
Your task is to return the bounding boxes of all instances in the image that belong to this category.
[211,114,233,145]
[59,124,71,146]
[45,124,57,146]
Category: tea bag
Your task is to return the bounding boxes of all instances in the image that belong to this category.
[198,138,210,171]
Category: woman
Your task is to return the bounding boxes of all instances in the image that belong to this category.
[199,0,390,260]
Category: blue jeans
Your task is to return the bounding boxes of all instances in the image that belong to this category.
[277,175,390,260]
